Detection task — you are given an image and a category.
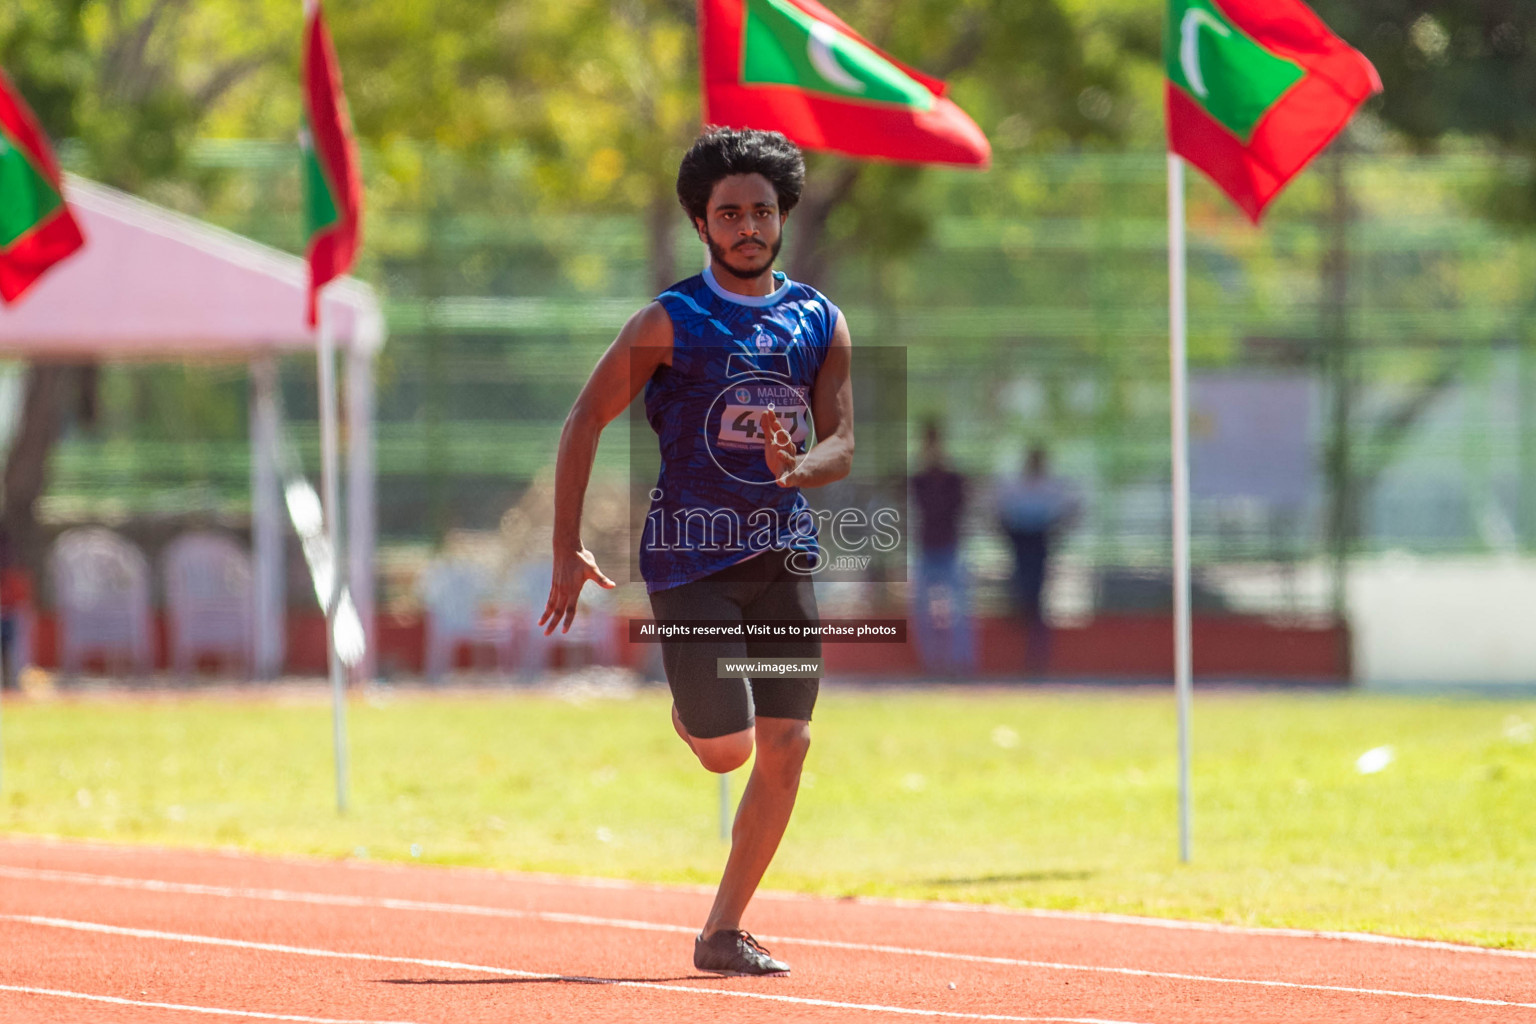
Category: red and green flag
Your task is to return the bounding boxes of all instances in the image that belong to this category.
[302,0,362,326]
[1165,0,1380,222]
[700,0,990,167]
[0,70,84,305]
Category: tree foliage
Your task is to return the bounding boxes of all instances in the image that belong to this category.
[4,0,1155,275]
[1313,2,1536,149]
[1,0,293,192]
[1312,2,1536,221]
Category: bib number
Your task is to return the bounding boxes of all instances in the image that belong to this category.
[717,403,809,451]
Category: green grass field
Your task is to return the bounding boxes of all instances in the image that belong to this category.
[2,684,1533,949]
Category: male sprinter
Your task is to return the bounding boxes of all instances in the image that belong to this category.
[541,127,853,977]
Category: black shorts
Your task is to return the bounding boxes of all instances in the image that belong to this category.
[647,549,820,739]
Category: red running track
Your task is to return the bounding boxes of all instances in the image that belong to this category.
[0,837,1531,1023]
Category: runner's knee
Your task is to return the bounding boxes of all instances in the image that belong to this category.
[692,729,754,774]
[753,721,810,784]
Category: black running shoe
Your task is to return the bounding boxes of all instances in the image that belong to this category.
[693,930,790,977]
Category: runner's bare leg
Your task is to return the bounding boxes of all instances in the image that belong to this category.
[702,716,810,938]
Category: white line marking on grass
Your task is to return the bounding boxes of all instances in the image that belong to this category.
[0,984,419,1024]
[3,867,1535,1010]
[0,914,1146,1024]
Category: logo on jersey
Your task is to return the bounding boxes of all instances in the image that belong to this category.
[734,387,753,405]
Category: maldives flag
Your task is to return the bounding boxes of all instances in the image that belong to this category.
[302,0,362,326]
[700,0,990,167]
[0,71,84,305]
[1165,0,1380,222]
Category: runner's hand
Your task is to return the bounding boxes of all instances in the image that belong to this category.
[761,407,798,487]
[541,546,616,635]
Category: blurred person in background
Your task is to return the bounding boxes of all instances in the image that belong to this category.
[0,530,35,690]
[997,446,1080,677]
[909,420,974,676]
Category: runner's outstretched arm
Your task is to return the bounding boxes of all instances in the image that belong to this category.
[542,303,673,635]
[762,311,854,489]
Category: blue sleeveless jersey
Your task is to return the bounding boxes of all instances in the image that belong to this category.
[641,267,841,592]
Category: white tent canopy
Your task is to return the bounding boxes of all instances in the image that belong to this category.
[0,176,383,679]
[0,178,383,356]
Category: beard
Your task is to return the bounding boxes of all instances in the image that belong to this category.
[706,232,782,279]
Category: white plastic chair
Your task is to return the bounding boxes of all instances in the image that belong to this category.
[50,528,154,675]
[418,559,516,680]
[163,532,253,677]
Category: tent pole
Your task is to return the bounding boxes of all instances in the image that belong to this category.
[317,307,349,814]
[1168,154,1193,864]
[346,344,376,683]
[251,356,286,680]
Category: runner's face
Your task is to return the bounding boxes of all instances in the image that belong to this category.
[696,173,785,281]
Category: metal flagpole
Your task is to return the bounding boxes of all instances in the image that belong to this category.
[317,306,350,814]
[1168,154,1193,863]
[719,772,731,841]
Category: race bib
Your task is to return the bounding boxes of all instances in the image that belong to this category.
[714,383,810,452]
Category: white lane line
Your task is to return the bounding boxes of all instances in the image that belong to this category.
[830,895,1536,958]
[0,984,419,1024]
[0,864,697,932]
[407,866,1536,961]
[1,866,1532,1010]
[3,841,1532,961]
[0,914,1145,1024]
[5,912,1536,1019]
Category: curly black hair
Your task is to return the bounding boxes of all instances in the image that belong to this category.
[676,127,805,224]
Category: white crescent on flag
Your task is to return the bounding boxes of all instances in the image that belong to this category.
[1180,8,1232,99]
[807,21,866,93]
